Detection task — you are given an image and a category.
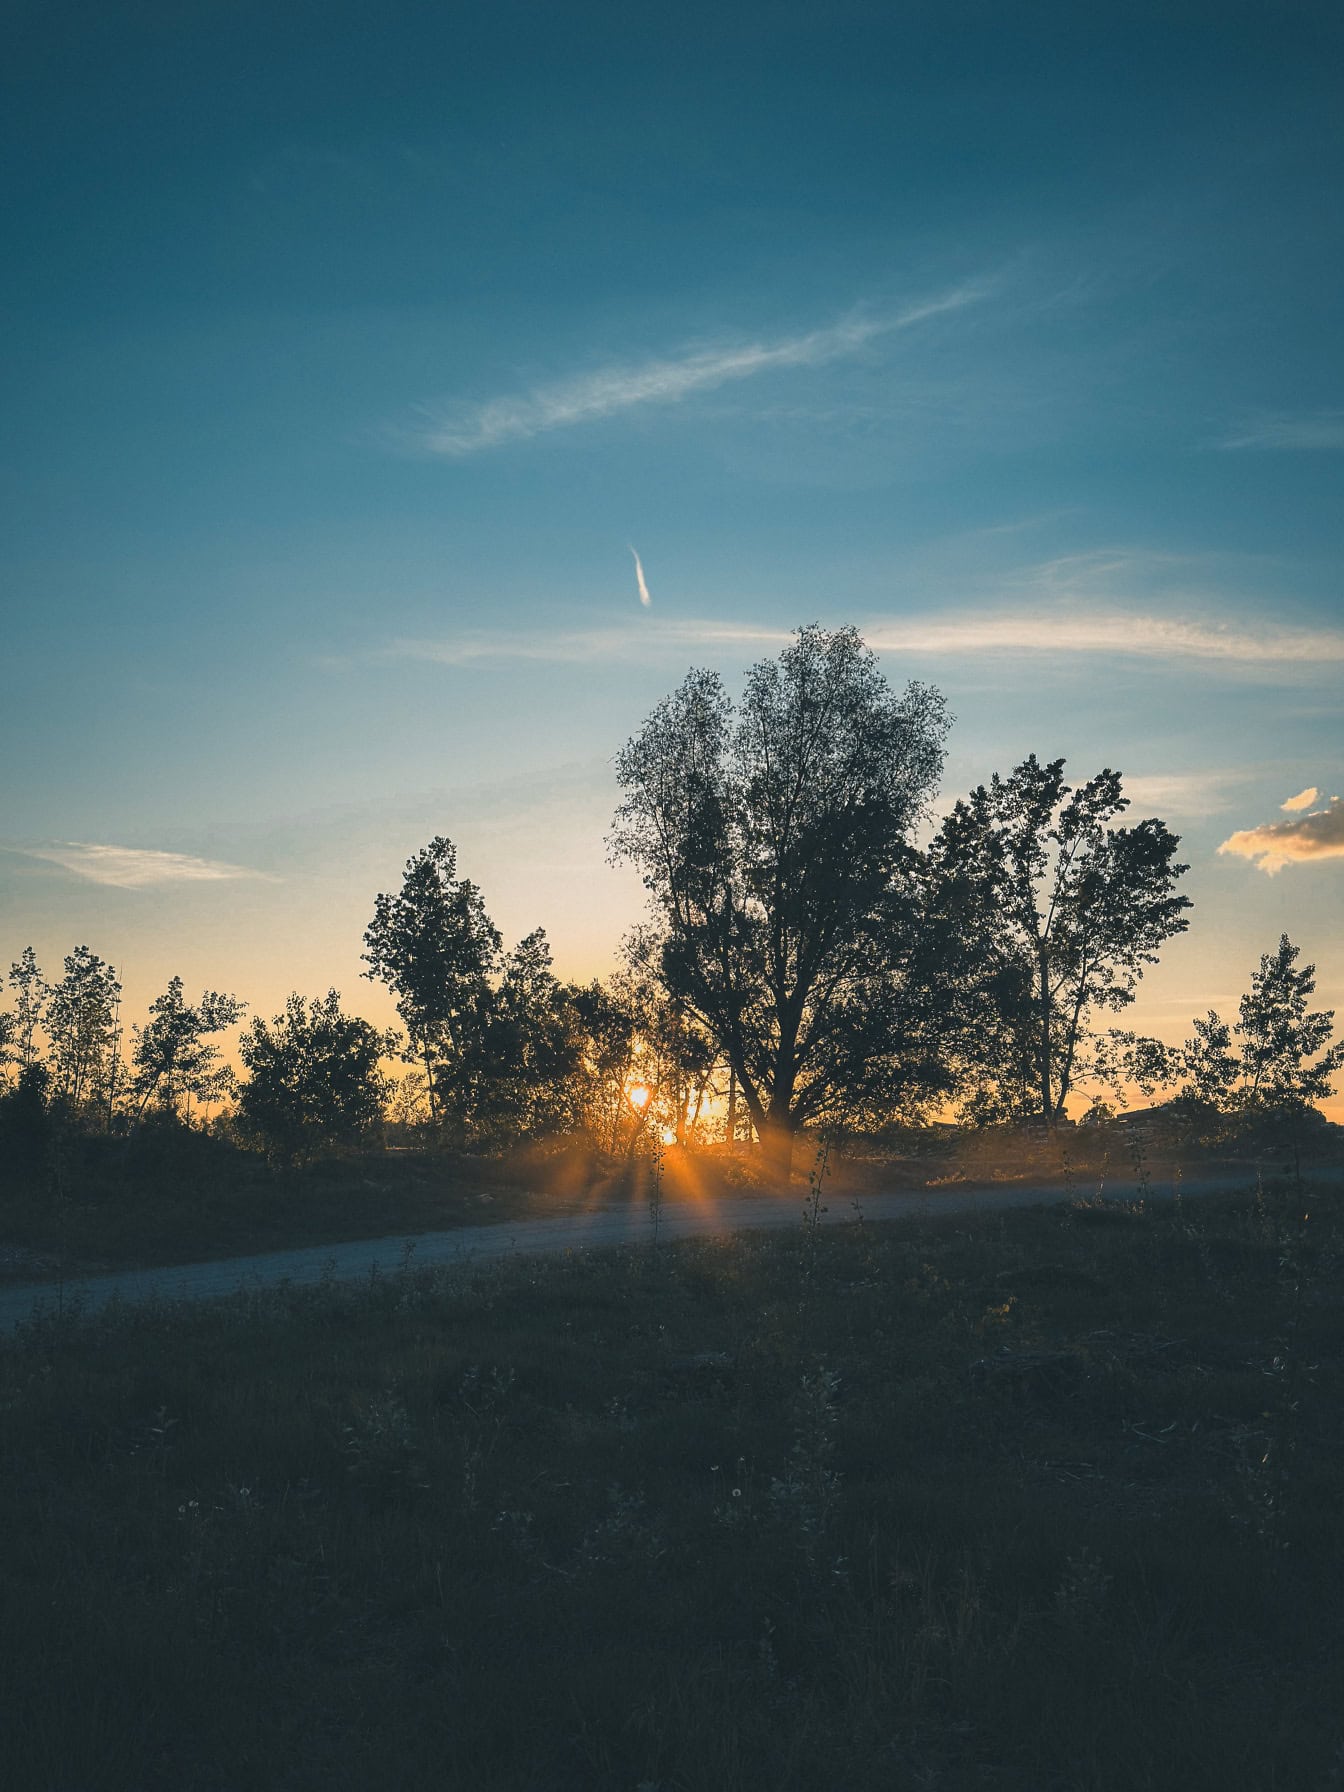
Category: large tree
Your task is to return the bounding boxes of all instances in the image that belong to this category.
[927,756,1191,1124]
[610,624,950,1176]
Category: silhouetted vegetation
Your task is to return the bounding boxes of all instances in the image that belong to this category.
[612,624,953,1176]
[1,629,1339,1261]
[926,755,1191,1124]
[236,991,395,1165]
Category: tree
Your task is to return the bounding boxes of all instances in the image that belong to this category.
[472,928,586,1142]
[384,1069,433,1137]
[927,757,1191,1123]
[1179,1012,1240,1110]
[638,978,717,1149]
[7,948,48,1074]
[1183,935,1343,1117]
[0,974,13,1080]
[362,837,501,1139]
[571,976,644,1152]
[611,623,950,1176]
[571,968,717,1154]
[127,977,246,1124]
[237,991,396,1164]
[45,946,122,1117]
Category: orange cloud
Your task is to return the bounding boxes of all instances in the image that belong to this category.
[1218,796,1344,874]
[1282,786,1319,812]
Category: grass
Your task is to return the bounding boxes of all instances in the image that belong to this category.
[3,1113,1330,1280]
[0,1131,704,1275]
[4,1175,1343,1789]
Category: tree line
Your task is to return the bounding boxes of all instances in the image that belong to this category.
[2,626,1339,1176]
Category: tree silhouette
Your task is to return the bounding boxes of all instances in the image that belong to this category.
[128,978,246,1124]
[45,946,122,1117]
[362,837,501,1140]
[237,991,395,1164]
[571,969,717,1153]
[6,948,48,1074]
[473,928,585,1141]
[928,757,1191,1123]
[611,624,949,1176]
[1183,935,1343,1116]
[571,976,644,1152]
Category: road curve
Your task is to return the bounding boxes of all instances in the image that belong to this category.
[2,1166,1335,1336]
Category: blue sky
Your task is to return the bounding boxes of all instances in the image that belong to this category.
[2,0,1341,1101]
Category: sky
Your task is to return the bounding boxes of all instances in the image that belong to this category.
[2,0,1342,1109]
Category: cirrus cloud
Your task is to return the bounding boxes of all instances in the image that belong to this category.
[406,286,988,456]
[372,608,1344,671]
[1216,411,1344,452]
[4,842,276,889]
[1218,796,1344,875]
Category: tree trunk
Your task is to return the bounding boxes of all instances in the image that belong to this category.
[1037,945,1054,1123]
[689,1073,708,1139]
[761,1112,795,1184]
[421,1038,440,1129]
[726,1066,736,1149]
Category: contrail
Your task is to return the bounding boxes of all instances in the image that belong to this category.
[630,546,653,608]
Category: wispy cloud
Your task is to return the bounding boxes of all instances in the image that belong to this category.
[1282,786,1319,812]
[1215,411,1344,452]
[862,613,1344,663]
[5,843,274,889]
[381,619,787,668]
[1218,796,1344,874]
[408,286,987,456]
[1119,771,1247,817]
[630,546,653,608]
[377,609,1344,671]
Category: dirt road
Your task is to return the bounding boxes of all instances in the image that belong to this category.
[2,1165,1333,1335]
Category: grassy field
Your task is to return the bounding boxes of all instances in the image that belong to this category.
[0,1132,664,1276]
[1,1115,1322,1279]
[4,1174,1342,1790]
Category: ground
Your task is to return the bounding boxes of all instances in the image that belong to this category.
[4,1175,1342,1790]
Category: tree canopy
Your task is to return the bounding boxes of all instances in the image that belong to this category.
[927,756,1191,1123]
[45,946,122,1114]
[611,623,950,1172]
[128,978,246,1123]
[1183,934,1343,1117]
[362,836,502,1137]
[236,991,395,1163]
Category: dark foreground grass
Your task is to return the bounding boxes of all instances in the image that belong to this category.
[0,1134,643,1275]
[4,1180,1343,1791]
